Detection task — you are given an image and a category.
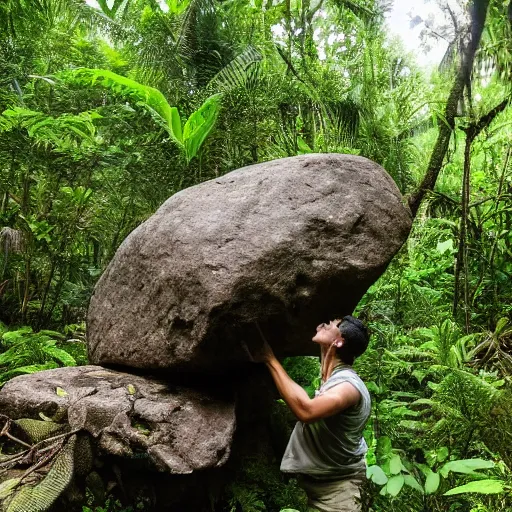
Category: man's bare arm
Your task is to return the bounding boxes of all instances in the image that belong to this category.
[265,356,360,423]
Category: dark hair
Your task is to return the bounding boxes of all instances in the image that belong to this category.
[336,315,369,365]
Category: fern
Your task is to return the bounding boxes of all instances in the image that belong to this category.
[0,107,100,151]
[0,328,76,385]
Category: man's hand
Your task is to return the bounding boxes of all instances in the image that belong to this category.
[242,338,276,363]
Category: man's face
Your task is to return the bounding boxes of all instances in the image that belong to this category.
[312,319,342,347]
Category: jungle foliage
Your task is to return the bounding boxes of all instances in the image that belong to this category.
[1,0,512,510]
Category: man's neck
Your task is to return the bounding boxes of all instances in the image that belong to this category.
[321,349,343,383]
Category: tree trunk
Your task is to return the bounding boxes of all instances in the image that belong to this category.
[407,0,491,217]
[453,135,472,331]
[452,97,510,324]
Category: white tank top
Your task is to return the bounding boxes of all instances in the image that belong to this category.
[280,366,371,479]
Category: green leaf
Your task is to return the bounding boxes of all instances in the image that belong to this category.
[127,384,136,395]
[297,136,312,154]
[2,327,33,343]
[183,94,222,163]
[366,465,388,485]
[169,106,183,144]
[208,46,262,92]
[56,387,68,397]
[387,474,405,497]
[1,363,58,380]
[436,239,453,254]
[389,454,402,475]
[424,471,440,495]
[166,0,191,15]
[412,370,426,383]
[444,479,505,496]
[404,475,424,494]
[427,381,440,392]
[436,447,449,463]
[366,381,381,394]
[440,459,494,478]
[38,330,65,340]
[96,0,129,17]
[62,69,183,144]
[43,346,76,366]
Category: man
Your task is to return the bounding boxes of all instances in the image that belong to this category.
[253,316,370,512]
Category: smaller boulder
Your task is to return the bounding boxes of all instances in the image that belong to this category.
[0,366,235,474]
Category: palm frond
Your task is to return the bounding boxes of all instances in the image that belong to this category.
[208,46,263,93]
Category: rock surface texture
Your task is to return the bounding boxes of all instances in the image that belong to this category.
[88,153,412,372]
[0,366,235,474]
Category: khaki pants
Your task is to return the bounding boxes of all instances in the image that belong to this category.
[298,474,364,512]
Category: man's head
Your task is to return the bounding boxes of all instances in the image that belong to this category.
[337,316,369,365]
[312,315,369,365]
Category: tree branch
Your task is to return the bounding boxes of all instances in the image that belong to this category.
[463,97,511,141]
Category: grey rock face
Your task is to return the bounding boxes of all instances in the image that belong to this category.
[88,154,412,372]
[0,366,235,474]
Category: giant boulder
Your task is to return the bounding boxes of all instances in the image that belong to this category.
[88,154,411,372]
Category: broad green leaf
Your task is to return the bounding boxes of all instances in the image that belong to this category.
[424,471,440,495]
[387,474,405,497]
[127,384,136,395]
[436,239,453,254]
[2,107,41,119]
[404,475,423,494]
[183,94,222,163]
[444,479,505,496]
[56,387,68,397]
[169,106,183,143]
[495,317,509,335]
[62,69,183,144]
[440,459,494,478]
[366,465,388,485]
[399,420,426,431]
[389,454,402,475]
[297,136,313,154]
